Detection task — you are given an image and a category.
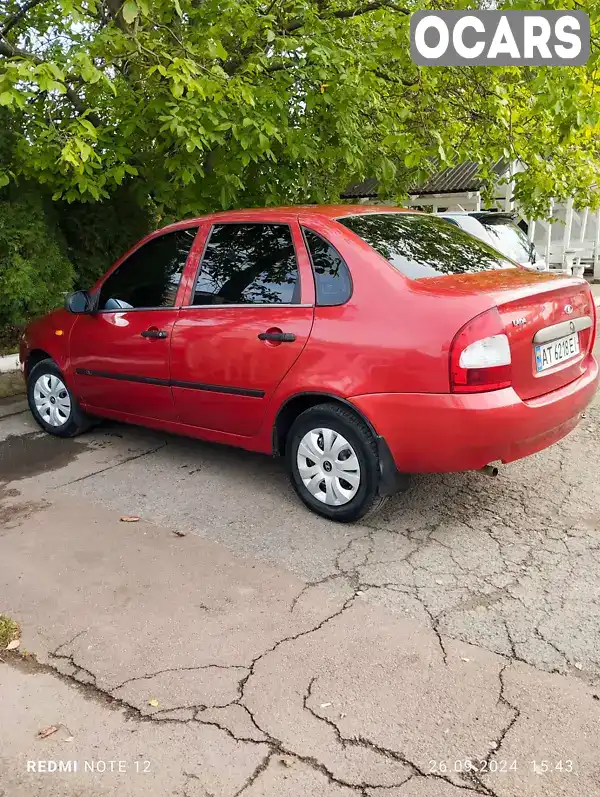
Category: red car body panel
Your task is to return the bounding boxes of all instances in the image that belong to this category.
[168,218,315,436]
[20,205,599,476]
[170,304,314,436]
[70,309,180,421]
[349,355,598,472]
[21,308,75,376]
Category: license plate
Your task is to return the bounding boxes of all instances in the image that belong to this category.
[535,332,580,372]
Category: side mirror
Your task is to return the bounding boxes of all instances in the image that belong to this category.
[65,290,93,314]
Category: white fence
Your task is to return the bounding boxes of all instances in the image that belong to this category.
[529,200,600,278]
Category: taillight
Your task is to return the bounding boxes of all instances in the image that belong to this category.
[450,308,512,393]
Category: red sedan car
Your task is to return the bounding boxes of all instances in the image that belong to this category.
[20,206,598,522]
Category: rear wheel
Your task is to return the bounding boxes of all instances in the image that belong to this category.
[27,359,92,437]
[286,403,386,522]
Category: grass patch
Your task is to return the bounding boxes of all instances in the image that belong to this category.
[0,370,24,399]
[0,615,20,648]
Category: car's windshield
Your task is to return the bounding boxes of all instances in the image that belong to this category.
[337,213,518,279]
[477,217,533,264]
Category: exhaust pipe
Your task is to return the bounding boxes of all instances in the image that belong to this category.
[480,464,499,477]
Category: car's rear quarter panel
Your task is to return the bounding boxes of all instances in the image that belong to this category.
[268,215,598,473]
[271,215,492,401]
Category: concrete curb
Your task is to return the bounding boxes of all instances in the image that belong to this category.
[0,397,27,418]
[0,353,19,374]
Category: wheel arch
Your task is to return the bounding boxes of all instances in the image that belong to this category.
[273,391,409,497]
[25,348,53,377]
[272,391,378,456]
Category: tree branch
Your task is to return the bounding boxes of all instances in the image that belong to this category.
[1,0,45,38]
[262,0,280,16]
[328,1,409,20]
[225,1,410,76]
[373,68,418,88]
[0,38,33,58]
[102,0,131,33]
[265,53,308,72]
[286,1,409,32]
[0,39,102,126]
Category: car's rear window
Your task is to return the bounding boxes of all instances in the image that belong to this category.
[337,213,518,279]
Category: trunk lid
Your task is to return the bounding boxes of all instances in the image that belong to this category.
[417,270,596,399]
[495,277,595,400]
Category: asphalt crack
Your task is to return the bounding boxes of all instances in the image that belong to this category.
[290,531,375,613]
[111,663,248,693]
[56,441,169,488]
[302,676,492,795]
[232,750,275,796]
[468,662,520,797]
[240,590,359,704]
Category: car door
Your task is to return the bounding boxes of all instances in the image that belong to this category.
[70,226,199,421]
[170,220,314,437]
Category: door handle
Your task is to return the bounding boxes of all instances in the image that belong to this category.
[258,331,296,343]
[141,329,168,339]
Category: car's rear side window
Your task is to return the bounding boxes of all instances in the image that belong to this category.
[337,213,517,279]
[302,228,352,306]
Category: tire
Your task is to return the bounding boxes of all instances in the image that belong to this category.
[286,402,387,523]
[27,359,92,438]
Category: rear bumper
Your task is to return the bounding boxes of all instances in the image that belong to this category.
[349,356,599,473]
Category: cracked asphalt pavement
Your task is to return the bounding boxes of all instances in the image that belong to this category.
[1,332,599,797]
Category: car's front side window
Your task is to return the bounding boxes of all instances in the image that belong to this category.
[98,227,198,310]
[192,223,300,305]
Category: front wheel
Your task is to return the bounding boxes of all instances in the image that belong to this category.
[27,359,92,437]
[286,403,387,523]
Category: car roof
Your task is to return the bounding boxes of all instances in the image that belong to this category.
[471,211,518,223]
[439,211,517,222]
[157,205,419,234]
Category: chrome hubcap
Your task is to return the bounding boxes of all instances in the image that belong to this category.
[296,427,361,506]
[33,374,71,427]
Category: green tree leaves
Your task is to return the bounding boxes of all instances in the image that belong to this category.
[0,0,598,217]
[122,1,139,25]
[0,185,73,326]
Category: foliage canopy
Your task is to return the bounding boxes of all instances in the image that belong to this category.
[0,0,599,220]
[0,183,72,325]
